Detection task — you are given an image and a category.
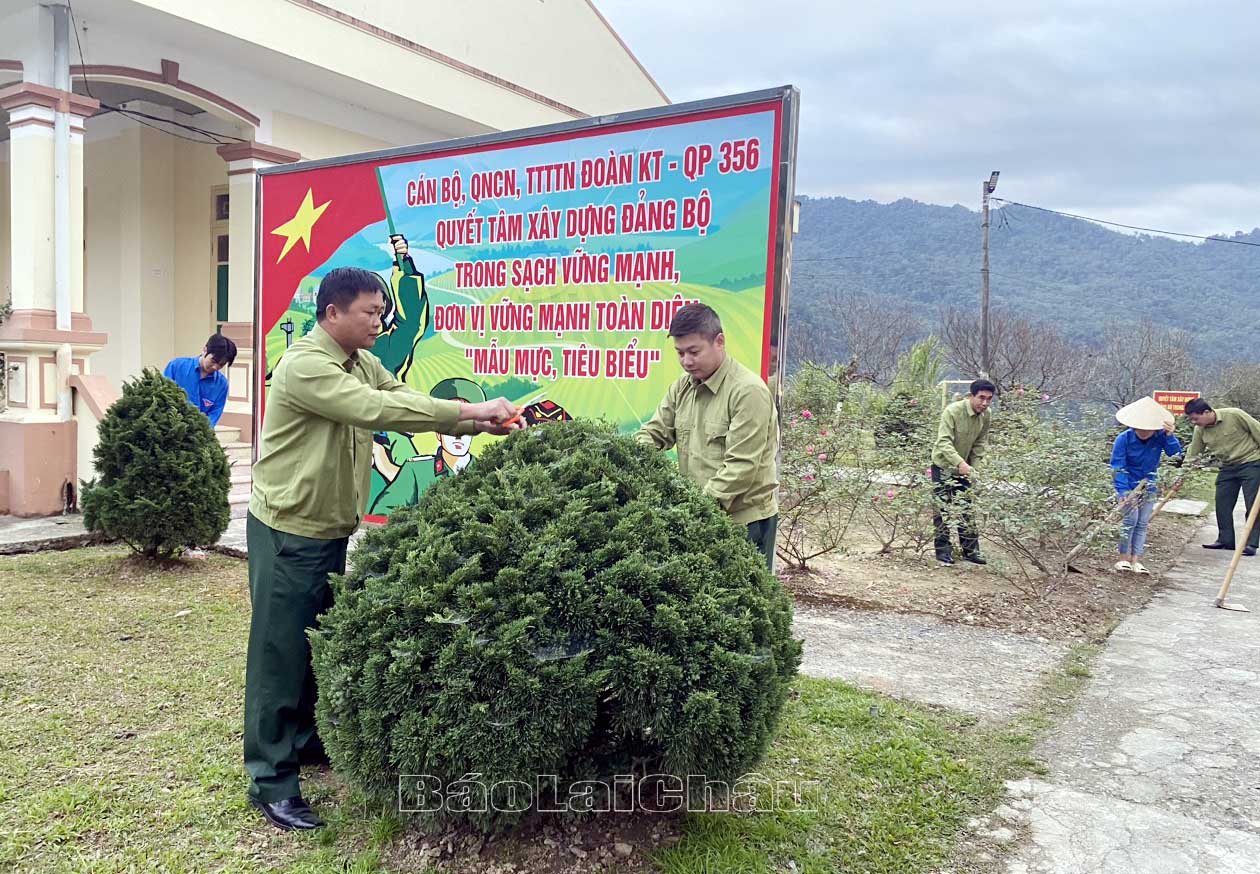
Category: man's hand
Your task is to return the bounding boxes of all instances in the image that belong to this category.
[390,234,409,260]
[475,420,522,436]
[460,397,520,425]
[958,460,972,477]
[1163,422,1176,435]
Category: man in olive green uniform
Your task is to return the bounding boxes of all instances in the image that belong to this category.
[636,303,779,570]
[245,267,518,831]
[931,379,995,565]
[1185,398,1260,556]
[369,377,486,516]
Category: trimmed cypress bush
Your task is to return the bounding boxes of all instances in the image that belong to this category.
[81,368,231,559]
[311,419,801,831]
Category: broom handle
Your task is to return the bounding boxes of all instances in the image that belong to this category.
[1152,475,1188,515]
[1065,490,1142,566]
[1215,492,1260,606]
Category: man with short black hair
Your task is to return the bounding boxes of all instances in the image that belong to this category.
[244,266,520,832]
[931,378,995,565]
[636,303,780,569]
[1185,398,1260,556]
[163,333,238,426]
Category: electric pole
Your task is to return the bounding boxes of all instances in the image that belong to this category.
[980,170,999,378]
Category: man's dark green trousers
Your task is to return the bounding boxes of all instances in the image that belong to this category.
[244,513,347,802]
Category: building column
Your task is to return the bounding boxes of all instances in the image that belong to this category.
[215,141,300,444]
[0,83,104,516]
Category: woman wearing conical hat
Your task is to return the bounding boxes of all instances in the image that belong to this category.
[1110,396,1182,574]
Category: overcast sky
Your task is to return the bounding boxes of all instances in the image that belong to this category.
[596,0,1260,236]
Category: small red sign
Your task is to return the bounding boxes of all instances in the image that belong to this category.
[1153,391,1200,415]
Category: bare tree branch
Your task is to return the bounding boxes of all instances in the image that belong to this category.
[1086,320,1198,409]
[941,305,1089,395]
[789,290,923,384]
[1214,362,1260,417]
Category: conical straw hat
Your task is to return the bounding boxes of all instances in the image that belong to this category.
[1116,396,1175,430]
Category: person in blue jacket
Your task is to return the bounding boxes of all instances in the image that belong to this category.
[163,334,237,427]
[1110,396,1182,574]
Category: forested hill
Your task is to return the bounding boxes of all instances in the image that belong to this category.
[789,195,1260,359]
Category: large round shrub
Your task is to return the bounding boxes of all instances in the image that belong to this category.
[311,419,801,830]
[81,368,231,559]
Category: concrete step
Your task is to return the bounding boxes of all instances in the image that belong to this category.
[230,473,252,498]
[229,491,250,520]
[222,442,253,468]
[215,425,241,446]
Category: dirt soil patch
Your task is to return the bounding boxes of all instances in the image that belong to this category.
[781,513,1203,642]
[382,811,682,874]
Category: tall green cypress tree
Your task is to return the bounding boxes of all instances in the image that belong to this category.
[81,368,231,559]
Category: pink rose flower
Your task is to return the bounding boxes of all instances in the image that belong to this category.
[801,409,813,419]
[818,453,827,461]
[1041,393,1050,402]
[805,445,815,453]
[886,489,896,498]
[820,430,830,437]
[909,398,918,406]
[802,473,816,482]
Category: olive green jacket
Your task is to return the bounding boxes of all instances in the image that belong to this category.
[636,355,778,524]
[250,324,474,538]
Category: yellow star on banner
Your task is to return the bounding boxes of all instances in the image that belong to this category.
[271,188,331,263]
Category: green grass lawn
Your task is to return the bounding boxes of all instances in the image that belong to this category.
[0,546,1046,873]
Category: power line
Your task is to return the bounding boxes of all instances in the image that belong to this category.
[991,198,1260,248]
[67,0,247,145]
[107,104,246,143]
[98,106,231,144]
[793,258,1107,300]
[67,0,94,100]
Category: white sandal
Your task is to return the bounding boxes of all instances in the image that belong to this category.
[1131,561,1151,575]
[1114,560,1132,572]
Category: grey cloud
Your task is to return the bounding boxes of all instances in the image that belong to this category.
[597,0,1260,234]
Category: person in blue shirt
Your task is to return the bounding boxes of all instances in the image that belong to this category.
[163,334,237,427]
[1110,396,1182,574]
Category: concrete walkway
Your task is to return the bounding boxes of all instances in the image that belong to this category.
[0,514,100,554]
[0,513,251,556]
[795,604,1067,723]
[1005,504,1260,873]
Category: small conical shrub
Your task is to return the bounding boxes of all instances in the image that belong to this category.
[311,419,801,831]
[81,368,230,559]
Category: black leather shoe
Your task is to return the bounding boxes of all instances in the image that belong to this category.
[936,552,955,565]
[250,795,325,831]
[961,552,987,565]
[1245,547,1257,557]
[1202,542,1234,550]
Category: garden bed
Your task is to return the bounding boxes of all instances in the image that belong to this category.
[781,511,1202,641]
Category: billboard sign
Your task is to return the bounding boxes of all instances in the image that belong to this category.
[256,87,799,518]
